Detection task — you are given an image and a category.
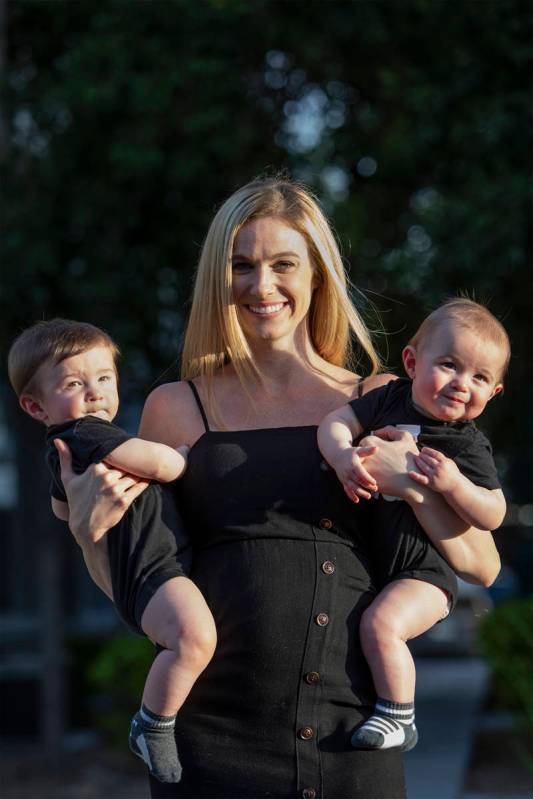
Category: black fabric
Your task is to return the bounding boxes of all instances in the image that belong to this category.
[350,378,500,490]
[348,378,500,596]
[150,424,405,799]
[46,416,191,632]
[46,416,132,501]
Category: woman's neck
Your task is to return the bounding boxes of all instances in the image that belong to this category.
[245,335,325,396]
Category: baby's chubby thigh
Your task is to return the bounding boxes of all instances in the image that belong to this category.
[141,576,217,673]
[361,577,450,647]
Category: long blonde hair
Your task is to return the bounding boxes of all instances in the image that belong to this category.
[181,177,381,418]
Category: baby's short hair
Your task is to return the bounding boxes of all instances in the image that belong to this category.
[409,298,510,380]
[8,318,120,397]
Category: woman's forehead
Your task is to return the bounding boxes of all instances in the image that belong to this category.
[233,217,308,258]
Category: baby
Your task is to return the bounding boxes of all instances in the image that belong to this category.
[8,319,217,783]
[318,298,508,751]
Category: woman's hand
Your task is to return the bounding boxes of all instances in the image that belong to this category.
[359,426,427,504]
[54,438,150,545]
[359,427,501,586]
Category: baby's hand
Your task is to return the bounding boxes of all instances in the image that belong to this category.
[409,447,461,493]
[330,446,378,503]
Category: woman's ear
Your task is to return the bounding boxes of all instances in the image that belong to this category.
[19,393,48,423]
[402,345,417,379]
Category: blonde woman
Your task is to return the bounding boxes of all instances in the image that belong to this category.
[57,178,500,799]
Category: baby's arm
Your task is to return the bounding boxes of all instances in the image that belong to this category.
[410,447,506,530]
[317,404,378,501]
[104,438,188,483]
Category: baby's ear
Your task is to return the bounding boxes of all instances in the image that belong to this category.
[402,345,417,379]
[490,383,504,399]
[19,393,48,423]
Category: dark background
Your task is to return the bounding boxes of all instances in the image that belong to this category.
[0,0,531,784]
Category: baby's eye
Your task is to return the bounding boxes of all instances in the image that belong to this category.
[441,361,456,369]
[99,374,113,383]
[66,380,82,388]
[474,373,489,383]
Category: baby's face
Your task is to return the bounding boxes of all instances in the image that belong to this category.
[404,322,505,422]
[33,345,119,426]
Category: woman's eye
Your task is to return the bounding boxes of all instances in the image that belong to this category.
[275,261,295,271]
[232,262,251,273]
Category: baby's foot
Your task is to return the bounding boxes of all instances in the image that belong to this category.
[351,698,418,752]
[129,706,182,783]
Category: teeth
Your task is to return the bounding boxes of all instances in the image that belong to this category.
[249,303,285,314]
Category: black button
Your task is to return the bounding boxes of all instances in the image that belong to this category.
[319,518,333,529]
[298,726,315,740]
[303,790,317,799]
[315,612,329,627]
[305,671,320,685]
[321,560,335,575]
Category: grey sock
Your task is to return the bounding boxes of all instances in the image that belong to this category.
[129,705,181,783]
[351,698,418,752]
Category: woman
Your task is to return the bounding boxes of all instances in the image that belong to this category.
[58,178,500,799]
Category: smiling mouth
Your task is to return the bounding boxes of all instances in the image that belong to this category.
[444,396,465,405]
[247,303,288,316]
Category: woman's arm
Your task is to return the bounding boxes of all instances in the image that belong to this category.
[360,428,501,587]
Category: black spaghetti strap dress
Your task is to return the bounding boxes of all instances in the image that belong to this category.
[149,382,406,799]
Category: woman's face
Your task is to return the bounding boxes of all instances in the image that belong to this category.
[231,216,317,347]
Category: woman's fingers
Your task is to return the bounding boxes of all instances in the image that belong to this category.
[408,469,430,485]
[54,439,74,484]
[371,425,414,442]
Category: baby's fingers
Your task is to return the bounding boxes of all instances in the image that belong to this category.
[420,446,444,461]
[343,484,360,503]
[353,467,378,492]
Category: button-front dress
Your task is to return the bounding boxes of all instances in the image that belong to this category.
[149,383,406,799]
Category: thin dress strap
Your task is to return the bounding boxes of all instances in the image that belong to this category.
[356,377,365,398]
[187,380,210,433]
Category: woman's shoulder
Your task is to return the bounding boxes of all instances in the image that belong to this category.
[139,380,205,448]
[361,372,398,395]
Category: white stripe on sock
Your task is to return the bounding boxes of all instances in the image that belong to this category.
[140,708,176,727]
[375,703,414,717]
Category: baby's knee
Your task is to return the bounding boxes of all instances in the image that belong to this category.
[177,612,217,669]
[360,603,398,649]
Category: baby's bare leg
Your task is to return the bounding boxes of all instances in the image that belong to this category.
[129,577,216,783]
[361,578,449,701]
[352,578,449,751]
[141,576,217,715]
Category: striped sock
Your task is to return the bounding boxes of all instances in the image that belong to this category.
[129,704,181,783]
[351,698,418,752]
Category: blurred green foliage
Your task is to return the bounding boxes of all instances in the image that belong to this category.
[479,597,533,768]
[69,633,154,746]
[3,2,530,496]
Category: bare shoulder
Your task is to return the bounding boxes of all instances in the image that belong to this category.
[139,381,205,448]
[362,372,398,395]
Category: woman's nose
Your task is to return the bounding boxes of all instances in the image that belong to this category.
[250,265,274,297]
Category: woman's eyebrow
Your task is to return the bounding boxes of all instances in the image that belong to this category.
[232,250,301,260]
